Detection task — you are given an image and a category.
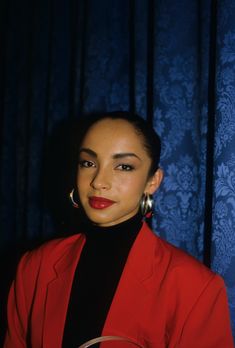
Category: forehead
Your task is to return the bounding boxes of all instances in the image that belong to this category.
[81,118,144,149]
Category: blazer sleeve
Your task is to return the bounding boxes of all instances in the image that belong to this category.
[177,274,234,348]
[4,250,41,348]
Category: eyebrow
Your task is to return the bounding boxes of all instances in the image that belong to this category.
[79,148,97,157]
[113,153,141,160]
[79,148,141,161]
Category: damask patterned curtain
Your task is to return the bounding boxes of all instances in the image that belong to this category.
[0,0,234,342]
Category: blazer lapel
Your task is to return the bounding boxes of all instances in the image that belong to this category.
[40,223,166,347]
[102,222,159,342]
[42,234,86,348]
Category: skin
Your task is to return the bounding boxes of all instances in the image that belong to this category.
[77,118,163,227]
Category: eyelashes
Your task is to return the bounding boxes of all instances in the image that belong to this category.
[116,164,134,171]
[78,160,95,168]
[78,160,135,171]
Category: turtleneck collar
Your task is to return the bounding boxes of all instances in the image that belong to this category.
[63,211,145,347]
[81,211,143,241]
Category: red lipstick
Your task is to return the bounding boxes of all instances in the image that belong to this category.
[89,196,115,209]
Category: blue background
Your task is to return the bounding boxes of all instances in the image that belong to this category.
[0,0,234,342]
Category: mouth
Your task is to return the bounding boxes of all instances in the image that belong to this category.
[88,196,115,209]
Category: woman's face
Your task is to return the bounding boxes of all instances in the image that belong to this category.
[77,118,162,226]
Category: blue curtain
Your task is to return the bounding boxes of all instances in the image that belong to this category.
[0,0,235,342]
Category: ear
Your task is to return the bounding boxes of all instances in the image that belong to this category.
[145,168,163,195]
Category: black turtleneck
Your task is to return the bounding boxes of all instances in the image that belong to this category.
[62,213,143,348]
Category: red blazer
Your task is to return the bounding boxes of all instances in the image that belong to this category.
[4,222,234,348]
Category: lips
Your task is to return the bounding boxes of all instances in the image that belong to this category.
[88,196,115,209]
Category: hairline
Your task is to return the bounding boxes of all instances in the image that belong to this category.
[81,116,156,177]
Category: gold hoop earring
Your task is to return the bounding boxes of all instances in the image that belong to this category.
[140,193,153,217]
[69,189,79,208]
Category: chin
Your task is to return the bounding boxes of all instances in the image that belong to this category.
[83,206,138,226]
[87,212,125,227]
[85,211,113,226]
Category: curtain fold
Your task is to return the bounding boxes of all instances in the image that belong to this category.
[0,0,234,341]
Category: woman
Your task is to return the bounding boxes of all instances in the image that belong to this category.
[4,112,234,347]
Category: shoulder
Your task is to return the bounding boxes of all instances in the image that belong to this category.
[142,223,225,294]
[17,233,84,274]
[140,224,228,325]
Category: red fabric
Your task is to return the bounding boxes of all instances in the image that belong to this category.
[4,223,234,347]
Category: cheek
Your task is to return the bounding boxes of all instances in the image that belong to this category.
[76,172,90,196]
[77,170,90,183]
[116,175,147,196]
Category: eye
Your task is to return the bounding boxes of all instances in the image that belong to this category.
[116,164,134,171]
[78,160,95,168]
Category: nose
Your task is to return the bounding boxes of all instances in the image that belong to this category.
[90,167,112,190]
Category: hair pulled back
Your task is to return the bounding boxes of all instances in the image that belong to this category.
[76,111,161,177]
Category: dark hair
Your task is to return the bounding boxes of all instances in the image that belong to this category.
[75,111,161,177]
[44,112,161,232]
